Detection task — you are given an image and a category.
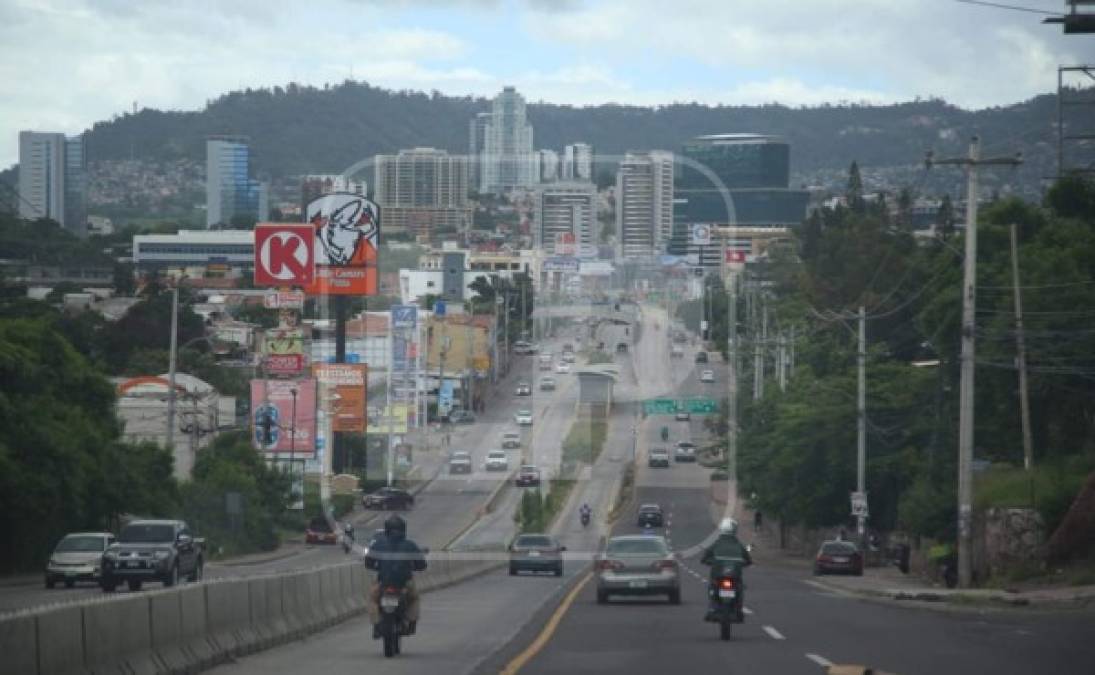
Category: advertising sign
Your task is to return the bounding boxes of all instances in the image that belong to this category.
[544,256,580,273]
[263,290,306,309]
[392,334,412,373]
[691,223,712,246]
[851,491,869,518]
[555,232,577,256]
[302,193,380,296]
[251,378,316,457]
[438,380,455,415]
[264,354,305,376]
[391,305,418,330]
[264,327,305,355]
[312,363,367,433]
[254,224,315,286]
[367,404,409,435]
[725,249,747,264]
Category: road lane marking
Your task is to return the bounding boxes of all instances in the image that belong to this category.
[762,625,785,640]
[743,607,753,615]
[500,571,593,675]
[805,654,833,668]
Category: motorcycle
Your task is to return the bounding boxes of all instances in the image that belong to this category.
[377,585,410,658]
[660,426,669,442]
[580,510,591,527]
[706,574,744,641]
[342,523,355,554]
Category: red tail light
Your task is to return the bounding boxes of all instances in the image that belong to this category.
[597,559,623,571]
[718,577,736,590]
[383,586,400,594]
[817,555,832,563]
[654,559,678,571]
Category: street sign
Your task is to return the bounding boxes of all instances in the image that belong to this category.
[434,300,447,317]
[263,290,305,309]
[685,397,718,414]
[254,224,315,286]
[851,491,869,518]
[544,256,580,273]
[392,305,418,330]
[264,354,305,376]
[643,399,678,415]
[691,223,712,246]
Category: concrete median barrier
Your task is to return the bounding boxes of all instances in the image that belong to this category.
[178,583,216,672]
[83,593,159,675]
[149,589,187,673]
[205,579,256,657]
[0,612,39,675]
[35,603,84,675]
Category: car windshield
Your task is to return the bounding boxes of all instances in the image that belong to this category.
[308,518,333,532]
[55,535,106,552]
[515,535,553,548]
[452,452,471,460]
[822,542,858,555]
[118,524,174,543]
[607,538,668,556]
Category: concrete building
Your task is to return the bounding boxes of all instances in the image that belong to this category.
[480,87,535,194]
[398,247,538,305]
[374,147,470,238]
[468,112,492,192]
[301,175,366,215]
[133,229,254,273]
[534,149,560,183]
[533,182,597,255]
[616,151,674,260]
[205,136,268,228]
[17,131,86,236]
[562,143,594,182]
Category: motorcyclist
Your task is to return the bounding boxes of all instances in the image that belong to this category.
[701,518,752,622]
[579,503,592,524]
[365,515,427,638]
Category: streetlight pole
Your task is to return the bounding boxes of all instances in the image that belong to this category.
[857,305,867,540]
[289,386,298,506]
[166,286,179,454]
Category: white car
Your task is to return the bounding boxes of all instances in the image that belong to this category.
[515,409,534,425]
[502,432,522,449]
[484,450,509,472]
[700,369,715,383]
[555,362,571,374]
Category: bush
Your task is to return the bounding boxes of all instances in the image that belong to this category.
[561,419,607,475]
[975,454,1095,536]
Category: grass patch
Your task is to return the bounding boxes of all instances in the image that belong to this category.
[515,479,576,533]
[561,418,608,475]
[587,350,613,365]
[974,454,1095,534]
[607,463,635,523]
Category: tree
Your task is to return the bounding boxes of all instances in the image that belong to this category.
[101,290,205,373]
[937,194,956,239]
[113,262,136,295]
[846,161,865,213]
[896,187,913,230]
[1045,175,1095,221]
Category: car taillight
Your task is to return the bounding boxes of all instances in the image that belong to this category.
[597,559,623,571]
[718,577,736,590]
[654,559,677,571]
[817,555,831,562]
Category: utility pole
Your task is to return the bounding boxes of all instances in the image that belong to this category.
[385,327,395,487]
[927,136,1022,588]
[754,301,767,400]
[789,325,796,377]
[857,305,867,539]
[1010,223,1034,471]
[166,286,179,455]
[727,272,738,485]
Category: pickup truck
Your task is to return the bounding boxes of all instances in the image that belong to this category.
[100,519,204,592]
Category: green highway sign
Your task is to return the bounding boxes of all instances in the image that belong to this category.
[643,399,678,415]
[685,397,719,414]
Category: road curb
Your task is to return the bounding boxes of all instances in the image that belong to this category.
[443,470,518,551]
[806,575,1095,611]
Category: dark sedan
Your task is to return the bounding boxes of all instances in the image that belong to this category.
[509,533,565,576]
[637,504,664,528]
[362,487,415,510]
[814,540,864,576]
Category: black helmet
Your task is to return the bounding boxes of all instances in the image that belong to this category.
[383,514,406,538]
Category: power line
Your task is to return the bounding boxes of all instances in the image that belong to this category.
[953,0,1064,16]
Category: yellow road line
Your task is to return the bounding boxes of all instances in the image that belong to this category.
[499,571,593,675]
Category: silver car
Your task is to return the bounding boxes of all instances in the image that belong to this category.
[595,535,680,604]
[45,532,115,588]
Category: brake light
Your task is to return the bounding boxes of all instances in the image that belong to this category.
[654,559,677,571]
[597,559,623,571]
[817,555,832,563]
[718,577,736,590]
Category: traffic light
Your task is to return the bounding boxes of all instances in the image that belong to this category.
[255,408,277,447]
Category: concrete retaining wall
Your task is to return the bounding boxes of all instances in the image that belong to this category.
[1,552,503,675]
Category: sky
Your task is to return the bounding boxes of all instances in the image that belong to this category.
[1,0,1091,167]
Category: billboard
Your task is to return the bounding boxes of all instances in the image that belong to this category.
[263,322,306,376]
[438,380,455,415]
[302,193,380,296]
[366,404,410,435]
[555,232,577,256]
[691,223,712,246]
[391,305,418,330]
[254,223,315,287]
[544,256,580,273]
[312,363,367,433]
[251,378,316,457]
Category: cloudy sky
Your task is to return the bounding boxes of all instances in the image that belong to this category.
[1,0,1089,166]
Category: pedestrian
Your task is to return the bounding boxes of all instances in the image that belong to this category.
[754,510,763,532]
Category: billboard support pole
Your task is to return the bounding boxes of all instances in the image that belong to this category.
[386,328,395,487]
[333,295,347,474]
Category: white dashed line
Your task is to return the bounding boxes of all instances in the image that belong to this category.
[743,607,753,615]
[805,654,833,668]
[762,625,785,640]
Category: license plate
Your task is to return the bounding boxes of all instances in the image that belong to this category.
[718,589,737,599]
[833,556,849,563]
[528,550,541,557]
[628,580,648,589]
[126,561,138,568]
[66,571,77,577]
[380,596,400,609]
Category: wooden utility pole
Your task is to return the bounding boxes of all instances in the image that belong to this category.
[1010,223,1034,471]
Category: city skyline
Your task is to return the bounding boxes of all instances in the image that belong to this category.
[0,0,1085,168]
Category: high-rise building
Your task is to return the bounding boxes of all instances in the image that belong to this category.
[205,136,267,228]
[616,151,674,260]
[17,131,87,236]
[562,143,594,182]
[670,133,808,263]
[375,148,470,239]
[481,87,535,194]
[534,149,560,183]
[468,112,492,192]
[534,182,596,255]
[301,175,368,216]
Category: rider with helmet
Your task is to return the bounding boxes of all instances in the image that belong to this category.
[701,517,752,621]
[365,515,427,637]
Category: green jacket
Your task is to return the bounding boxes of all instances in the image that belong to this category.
[701,534,752,578]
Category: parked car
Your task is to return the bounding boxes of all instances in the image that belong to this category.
[674,441,697,462]
[616,342,629,353]
[100,520,204,592]
[362,486,415,510]
[515,380,532,396]
[695,351,708,363]
[513,340,533,354]
[562,351,577,363]
[595,535,680,604]
[45,532,115,588]
[675,409,691,421]
[484,449,509,472]
[637,504,665,528]
[555,362,571,374]
[516,465,542,487]
[502,432,522,449]
[814,540,864,576]
[648,448,671,468]
[539,376,557,391]
[700,369,715,383]
[509,533,565,576]
[305,516,339,545]
[515,409,534,425]
[449,409,476,424]
[449,451,473,474]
